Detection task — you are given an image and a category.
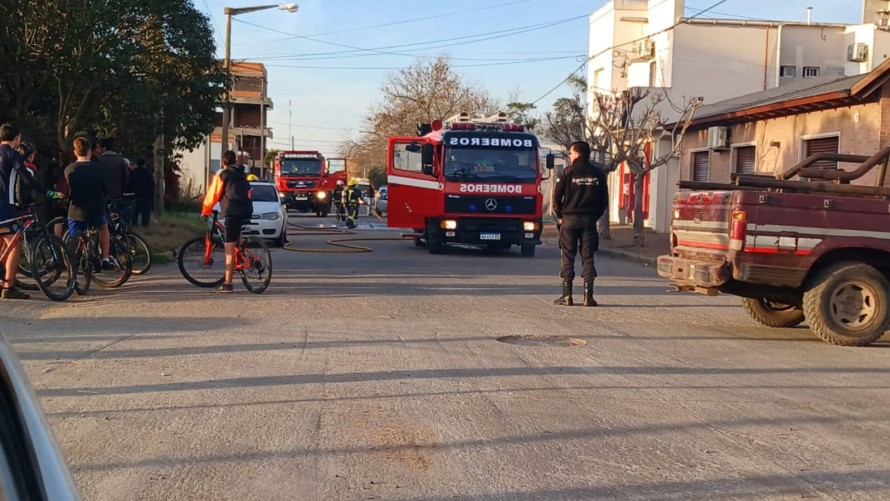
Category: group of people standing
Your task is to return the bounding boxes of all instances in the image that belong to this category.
[332,178,364,229]
[0,122,156,300]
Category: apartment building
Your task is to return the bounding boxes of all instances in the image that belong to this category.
[588,0,890,232]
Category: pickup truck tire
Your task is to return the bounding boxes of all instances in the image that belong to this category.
[741,298,805,328]
[804,262,890,346]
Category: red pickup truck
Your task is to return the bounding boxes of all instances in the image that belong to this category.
[658,147,890,346]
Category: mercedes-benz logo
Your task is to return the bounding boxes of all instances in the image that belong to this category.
[485,198,498,211]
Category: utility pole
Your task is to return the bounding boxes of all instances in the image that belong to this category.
[289,99,294,150]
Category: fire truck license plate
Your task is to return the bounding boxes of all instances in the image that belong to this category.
[480,232,501,241]
[295,195,308,200]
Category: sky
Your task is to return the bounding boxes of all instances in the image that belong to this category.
[199,0,860,156]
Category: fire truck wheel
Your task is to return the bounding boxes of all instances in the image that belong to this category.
[428,239,443,254]
[803,262,890,346]
[741,298,804,328]
[520,244,536,257]
[414,238,424,247]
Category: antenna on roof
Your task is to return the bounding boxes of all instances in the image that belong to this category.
[806,6,813,25]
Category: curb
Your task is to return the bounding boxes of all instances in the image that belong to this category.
[542,238,658,268]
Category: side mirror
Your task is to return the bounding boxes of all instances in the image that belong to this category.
[421,143,435,176]
[546,153,555,170]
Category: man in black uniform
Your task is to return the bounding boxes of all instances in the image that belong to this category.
[551,141,609,307]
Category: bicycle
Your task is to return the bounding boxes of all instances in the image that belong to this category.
[107,195,152,275]
[0,206,76,301]
[69,223,132,295]
[177,211,272,294]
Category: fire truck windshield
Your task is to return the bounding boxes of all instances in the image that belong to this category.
[280,158,321,176]
[444,147,537,183]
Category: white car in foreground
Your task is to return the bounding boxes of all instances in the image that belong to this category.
[215,182,289,246]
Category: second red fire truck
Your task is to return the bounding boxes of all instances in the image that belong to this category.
[273,151,347,216]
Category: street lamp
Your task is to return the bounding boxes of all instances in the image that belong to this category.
[220,3,299,159]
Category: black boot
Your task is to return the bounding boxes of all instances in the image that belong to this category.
[553,281,573,306]
[583,281,597,307]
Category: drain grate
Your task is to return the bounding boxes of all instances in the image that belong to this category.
[497,335,587,347]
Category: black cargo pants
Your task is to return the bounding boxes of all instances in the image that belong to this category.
[559,214,599,282]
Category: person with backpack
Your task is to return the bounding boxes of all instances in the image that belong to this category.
[201,150,253,294]
[0,124,32,299]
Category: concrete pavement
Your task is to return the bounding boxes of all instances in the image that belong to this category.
[2,218,890,500]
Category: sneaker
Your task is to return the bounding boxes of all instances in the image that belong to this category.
[1,288,31,300]
[212,283,234,294]
[101,259,114,270]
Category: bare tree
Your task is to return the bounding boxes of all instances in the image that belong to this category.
[341,56,498,176]
[589,87,700,247]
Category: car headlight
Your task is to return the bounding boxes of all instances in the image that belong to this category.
[523,222,539,232]
[261,212,280,221]
[440,219,457,230]
[316,191,327,200]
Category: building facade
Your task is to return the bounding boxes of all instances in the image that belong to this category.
[177,62,273,198]
[680,59,890,188]
[587,0,890,232]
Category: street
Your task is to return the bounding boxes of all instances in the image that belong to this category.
[3,215,890,501]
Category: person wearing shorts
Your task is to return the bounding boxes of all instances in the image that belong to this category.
[201,150,253,293]
[65,137,111,268]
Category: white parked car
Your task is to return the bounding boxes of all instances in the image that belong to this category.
[375,185,387,215]
[215,182,289,246]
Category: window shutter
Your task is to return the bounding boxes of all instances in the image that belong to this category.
[805,137,839,170]
[692,151,710,182]
[735,146,756,175]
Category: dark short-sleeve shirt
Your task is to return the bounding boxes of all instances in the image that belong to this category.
[65,161,107,222]
[0,144,26,220]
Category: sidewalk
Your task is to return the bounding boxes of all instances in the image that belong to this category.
[541,223,669,267]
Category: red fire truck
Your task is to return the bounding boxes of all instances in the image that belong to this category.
[274,151,334,216]
[386,112,550,257]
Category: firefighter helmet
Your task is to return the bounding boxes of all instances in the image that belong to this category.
[246,173,258,182]
[336,180,344,186]
[348,178,358,186]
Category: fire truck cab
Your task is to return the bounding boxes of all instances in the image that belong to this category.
[386,112,551,257]
[274,151,330,216]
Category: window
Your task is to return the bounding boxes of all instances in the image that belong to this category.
[392,143,423,173]
[803,66,820,78]
[734,146,756,175]
[692,151,710,182]
[780,65,796,78]
[805,136,840,170]
[649,60,657,87]
[593,68,604,92]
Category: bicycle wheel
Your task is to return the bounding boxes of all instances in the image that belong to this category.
[239,237,272,294]
[92,238,132,288]
[178,235,225,288]
[30,235,76,301]
[72,236,92,295]
[16,242,40,291]
[122,232,152,275]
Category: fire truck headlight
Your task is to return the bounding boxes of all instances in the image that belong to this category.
[441,219,458,230]
[523,222,539,232]
[316,191,327,200]
[261,212,280,221]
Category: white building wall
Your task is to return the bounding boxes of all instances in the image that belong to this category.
[778,25,848,83]
[175,139,219,199]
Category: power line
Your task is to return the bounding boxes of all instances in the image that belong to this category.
[267,121,358,131]
[235,15,587,61]
[684,5,767,21]
[263,54,584,71]
[530,0,732,106]
[238,0,539,45]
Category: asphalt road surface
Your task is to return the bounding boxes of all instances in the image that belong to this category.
[3,214,890,500]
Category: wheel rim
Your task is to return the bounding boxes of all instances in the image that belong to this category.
[829,280,880,332]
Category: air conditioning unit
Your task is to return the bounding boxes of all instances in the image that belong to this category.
[707,126,730,150]
[847,43,869,62]
[637,39,655,59]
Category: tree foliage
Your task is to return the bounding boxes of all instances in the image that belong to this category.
[0,0,225,158]
[341,56,498,176]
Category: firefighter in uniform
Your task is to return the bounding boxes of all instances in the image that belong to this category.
[332,180,345,223]
[343,178,362,229]
[551,141,608,307]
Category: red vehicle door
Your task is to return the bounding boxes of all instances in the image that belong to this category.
[387,137,441,230]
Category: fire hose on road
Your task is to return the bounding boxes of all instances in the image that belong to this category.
[281,215,411,254]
